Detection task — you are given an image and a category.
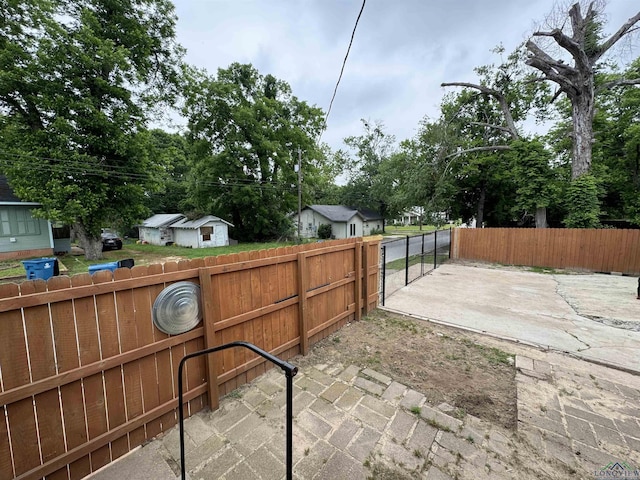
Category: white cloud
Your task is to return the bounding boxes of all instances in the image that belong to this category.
[170,0,639,150]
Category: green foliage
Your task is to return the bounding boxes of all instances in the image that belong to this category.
[317,223,332,239]
[183,63,327,241]
[563,174,601,228]
[0,0,184,257]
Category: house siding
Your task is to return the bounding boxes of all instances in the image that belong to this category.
[139,226,175,245]
[0,205,53,256]
[173,221,229,248]
[298,209,366,239]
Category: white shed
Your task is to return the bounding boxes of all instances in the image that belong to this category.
[170,215,233,248]
[297,205,383,239]
[139,213,185,246]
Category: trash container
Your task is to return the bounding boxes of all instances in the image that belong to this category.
[117,258,135,269]
[22,258,58,280]
[88,261,119,275]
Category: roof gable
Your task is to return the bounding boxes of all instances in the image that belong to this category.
[306,205,361,222]
[170,215,233,229]
[0,175,37,204]
[141,213,186,228]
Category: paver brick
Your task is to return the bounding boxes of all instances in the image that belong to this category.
[245,446,284,480]
[408,420,437,452]
[293,440,336,479]
[400,389,425,410]
[354,376,385,396]
[381,440,424,471]
[353,403,389,431]
[519,409,566,437]
[306,367,335,386]
[296,410,332,439]
[515,356,534,371]
[320,381,349,403]
[347,427,381,462]
[419,405,463,432]
[362,368,392,386]
[614,383,640,400]
[614,417,640,437]
[208,401,252,433]
[533,359,552,375]
[565,414,598,447]
[564,405,616,429]
[329,418,361,450]
[337,364,360,382]
[295,376,325,396]
[335,386,365,411]
[317,449,367,479]
[386,410,417,444]
[310,397,346,426]
[382,381,407,404]
[592,423,626,449]
[361,394,396,419]
[191,445,241,478]
[425,466,454,480]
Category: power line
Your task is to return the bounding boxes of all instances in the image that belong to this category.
[320,0,366,142]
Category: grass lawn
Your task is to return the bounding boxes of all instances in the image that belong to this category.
[0,240,297,280]
[383,224,453,236]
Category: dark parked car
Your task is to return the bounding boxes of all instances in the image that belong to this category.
[101,232,123,251]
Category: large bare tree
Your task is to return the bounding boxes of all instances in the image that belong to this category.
[526,2,640,179]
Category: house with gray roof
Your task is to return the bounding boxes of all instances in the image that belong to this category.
[0,175,54,260]
[298,205,383,239]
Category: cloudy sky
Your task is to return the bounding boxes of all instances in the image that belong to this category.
[170,0,637,150]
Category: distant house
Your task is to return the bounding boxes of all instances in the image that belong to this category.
[298,205,383,239]
[139,213,186,246]
[0,175,54,260]
[170,215,234,248]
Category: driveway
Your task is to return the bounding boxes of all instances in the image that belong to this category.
[383,263,640,373]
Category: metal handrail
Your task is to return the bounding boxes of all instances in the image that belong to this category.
[178,341,298,480]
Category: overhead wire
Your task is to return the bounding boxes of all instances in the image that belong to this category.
[319,0,367,143]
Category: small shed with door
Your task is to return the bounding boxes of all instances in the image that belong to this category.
[170,215,233,248]
[138,213,185,246]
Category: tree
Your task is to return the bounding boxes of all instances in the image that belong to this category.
[183,63,326,241]
[339,120,398,229]
[441,48,556,227]
[142,130,191,214]
[525,2,640,179]
[0,0,184,259]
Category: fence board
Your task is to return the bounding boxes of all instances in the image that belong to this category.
[0,237,380,478]
[451,228,640,274]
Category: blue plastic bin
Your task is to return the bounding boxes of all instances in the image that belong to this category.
[22,258,58,280]
[88,261,119,275]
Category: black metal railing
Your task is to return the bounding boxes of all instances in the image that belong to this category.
[380,228,451,304]
[178,342,298,480]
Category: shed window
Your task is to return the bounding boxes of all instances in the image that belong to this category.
[349,223,356,236]
[201,226,213,241]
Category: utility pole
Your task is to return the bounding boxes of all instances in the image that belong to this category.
[297,148,302,241]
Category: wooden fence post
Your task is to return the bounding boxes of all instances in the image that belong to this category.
[355,240,363,321]
[199,268,221,411]
[362,240,369,314]
[297,252,309,355]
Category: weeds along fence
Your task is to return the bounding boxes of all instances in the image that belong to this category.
[0,237,380,480]
[450,228,640,274]
[380,230,451,304]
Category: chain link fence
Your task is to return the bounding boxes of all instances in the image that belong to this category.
[380,229,451,305]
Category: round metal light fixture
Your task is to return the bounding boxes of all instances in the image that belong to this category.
[152,281,202,335]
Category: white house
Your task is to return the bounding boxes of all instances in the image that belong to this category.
[139,213,185,246]
[298,205,383,239]
[170,215,233,248]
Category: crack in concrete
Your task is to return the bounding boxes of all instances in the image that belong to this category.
[563,329,591,351]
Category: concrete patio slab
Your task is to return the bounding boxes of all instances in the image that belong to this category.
[383,263,640,373]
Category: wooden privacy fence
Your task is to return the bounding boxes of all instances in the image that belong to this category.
[0,237,381,480]
[450,228,640,274]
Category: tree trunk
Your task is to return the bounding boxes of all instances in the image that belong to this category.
[535,206,547,228]
[571,90,595,179]
[74,221,103,260]
[476,184,486,228]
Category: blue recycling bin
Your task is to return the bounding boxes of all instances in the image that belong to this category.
[22,258,58,280]
[88,261,119,275]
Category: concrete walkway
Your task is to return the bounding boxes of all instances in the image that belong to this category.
[384,264,640,373]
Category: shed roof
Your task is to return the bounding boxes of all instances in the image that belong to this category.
[170,215,233,229]
[305,205,362,222]
[140,213,185,228]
